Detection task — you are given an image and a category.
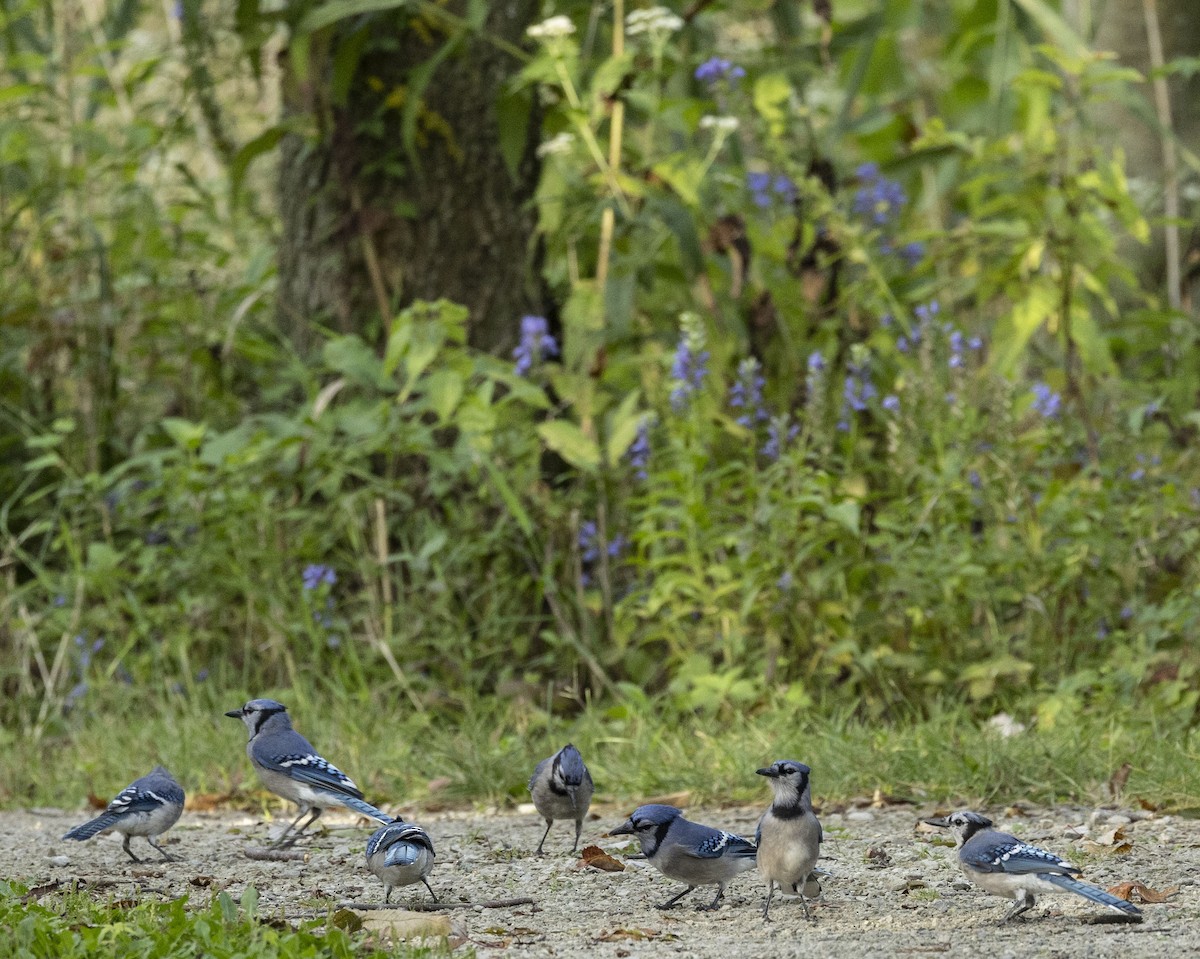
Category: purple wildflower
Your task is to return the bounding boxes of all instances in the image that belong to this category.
[839,356,877,428]
[729,358,769,427]
[762,416,800,459]
[626,418,651,481]
[1031,383,1062,419]
[882,394,899,412]
[302,564,336,591]
[513,315,559,376]
[669,315,710,411]
[899,241,926,267]
[968,335,983,350]
[807,350,825,373]
[695,56,745,85]
[852,163,907,226]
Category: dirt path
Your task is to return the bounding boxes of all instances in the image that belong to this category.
[2,801,1192,957]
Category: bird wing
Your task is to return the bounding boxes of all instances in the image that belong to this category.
[106,783,168,815]
[686,828,757,860]
[963,837,1077,876]
[528,757,551,792]
[255,737,365,799]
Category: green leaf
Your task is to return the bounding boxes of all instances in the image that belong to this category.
[1010,0,1087,59]
[823,500,860,536]
[991,279,1058,374]
[323,335,389,390]
[230,125,288,205]
[605,391,643,465]
[297,0,413,34]
[161,417,207,450]
[422,369,464,422]
[537,420,601,472]
[652,155,705,208]
[753,71,793,137]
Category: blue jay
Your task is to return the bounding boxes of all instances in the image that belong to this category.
[226,698,390,846]
[366,819,437,903]
[62,765,184,862]
[528,743,594,855]
[611,804,758,910]
[755,760,823,921]
[924,810,1142,923]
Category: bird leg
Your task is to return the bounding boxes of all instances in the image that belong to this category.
[699,885,726,912]
[762,882,775,921]
[656,885,697,910]
[794,882,813,921]
[146,836,178,862]
[572,818,583,853]
[275,806,321,848]
[122,835,143,864]
[421,878,439,902]
[1000,892,1035,924]
[534,820,553,856]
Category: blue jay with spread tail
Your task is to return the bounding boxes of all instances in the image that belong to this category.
[226,698,390,846]
[62,765,184,862]
[924,810,1142,923]
[755,760,823,921]
[528,743,594,855]
[611,804,758,910]
[366,819,437,903]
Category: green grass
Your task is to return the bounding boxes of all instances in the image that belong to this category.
[3,685,1198,813]
[0,883,450,959]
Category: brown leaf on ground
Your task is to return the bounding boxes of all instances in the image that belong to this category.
[640,792,690,809]
[426,776,452,793]
[596,928,676,942]
[1081,824,1133,856]
[578,845,625,872]
[1107,881,1180,904]
[871,789,915,808]
[20,880,62,903]
[86,793,109,810]
[185,792,238,812]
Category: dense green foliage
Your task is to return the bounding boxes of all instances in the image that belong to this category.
[2,0,1199,747]
[0,882,441,958]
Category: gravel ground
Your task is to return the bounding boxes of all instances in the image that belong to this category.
[3,800,1196,958]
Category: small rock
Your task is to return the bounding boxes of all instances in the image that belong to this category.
[846,811,875,823]
[46,855,70,867]
[951,881,972,891]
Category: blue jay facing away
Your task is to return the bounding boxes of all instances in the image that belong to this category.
[924,811,1142,923]
[528,743,594,855]
[611,804,758,911]
[62,765,184,862]
[226,699,391,847]
[755,760,823,921]
[366,819,436,903]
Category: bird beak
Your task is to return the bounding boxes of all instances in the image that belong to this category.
[224,708,243,718]
[922,816,951,828]
[756,767,779,778]
[609,819,634,836]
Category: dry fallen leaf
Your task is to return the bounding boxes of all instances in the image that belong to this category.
[426,776,452,793]
[86,793,109,811]
[1107,881,1180,904]
[1080,824,1133,856]
[579,844,625,872]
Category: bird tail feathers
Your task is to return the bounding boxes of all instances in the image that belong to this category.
[340,795,392,824]
[1042,873,1141,916]
[63,813,120,841]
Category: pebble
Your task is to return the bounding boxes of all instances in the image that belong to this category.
[846,811,875,823]
[47,855,70,866]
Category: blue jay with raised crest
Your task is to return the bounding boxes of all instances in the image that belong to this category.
[366,819,436,903]
[528,743,594,855]
[226,698,390,847]
[62,765,184,862]
[755,759,823,921]
[923,810,1142,923]
[611,804,758,910]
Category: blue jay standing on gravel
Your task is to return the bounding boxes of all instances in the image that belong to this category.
[226,698,390,846]
[528,743,594,855]
[366,819,437,903]
[923,810,1142,923]
[62,765,184,862]
[611,804,758,910]
[755,760,823,921]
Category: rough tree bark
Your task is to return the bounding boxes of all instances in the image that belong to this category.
[276,2,544,355]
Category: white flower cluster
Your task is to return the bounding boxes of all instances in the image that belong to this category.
[527,15,576,40]
[536,132,576,158]
[625,6,684,37]
[699,114,739,133]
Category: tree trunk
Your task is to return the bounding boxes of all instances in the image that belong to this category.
[276,2,544,355]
